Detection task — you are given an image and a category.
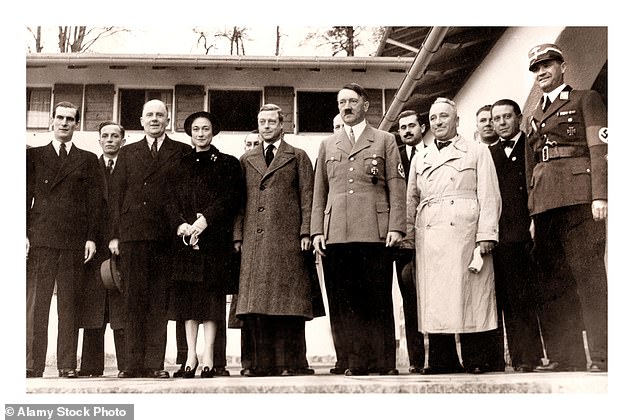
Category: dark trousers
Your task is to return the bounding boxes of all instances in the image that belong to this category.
[394,250,425,369]
[175,316,227,368]
[533,204,607,367]
[322,243,396,372]
[120,241,169,372]
[81,326,126,372]
[427,331,499,371]
[241,314,307,373]
[26,247,82,371]
[492,241,544,369]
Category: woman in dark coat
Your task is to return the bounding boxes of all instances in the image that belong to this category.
[167,111,242,378]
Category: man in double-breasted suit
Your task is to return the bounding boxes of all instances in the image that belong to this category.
[77,121,127,377]
[26,101,102,378]
[488,99,544,372]
[395,110,427,374]
[525,44,607,372]
[109,100,192,378]
[312,83,406,376]
[235,104,319,376]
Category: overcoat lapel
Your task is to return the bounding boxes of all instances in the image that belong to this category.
[263,140,295,180]
[245,143,268,177]
[428,136,467,173]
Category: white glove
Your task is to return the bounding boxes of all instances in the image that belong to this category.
[177,223,191,237]
[468,246,484,274]
[191,213,207,235]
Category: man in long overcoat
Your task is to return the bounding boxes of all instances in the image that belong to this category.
[406,97,501,374]
[235,104,318,376]
[77,121,127,377]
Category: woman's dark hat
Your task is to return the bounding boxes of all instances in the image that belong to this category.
[184,111,221,137]
[100,256,123,293]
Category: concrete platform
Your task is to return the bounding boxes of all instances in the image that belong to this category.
[26,365,606,394]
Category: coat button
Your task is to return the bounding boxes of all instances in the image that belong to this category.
[257,228,263,233]
[44,179,48,184]
[348,179,354,183]
[258,207,265,212]
[450,200,454,205]
[349,167,354,172]
[349,190,354,194]
[449,222,454,226]
[349,157,355,161]
[143,201,146,206]
[260,185,266,190]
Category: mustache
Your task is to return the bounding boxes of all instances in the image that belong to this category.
[344,109,353,115]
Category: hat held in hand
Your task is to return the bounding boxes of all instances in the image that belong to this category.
[101,256,123,293]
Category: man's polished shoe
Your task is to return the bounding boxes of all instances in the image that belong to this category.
[344,368,368,376]
[422,365,465,375]
[588,363,606,373]
[58,368,78,378]
[380,368,399,376]
[466,366,487,374]
[329,366,347,375]
[145,369,170,379]
[279,369,295,376]
[212,367,230,376]
[26,369,43,378]
[408,366,424,374]
[243,368,268,377]
[534,362,581,372]
[172,364,185,378]
[117,370,142,378]
[295,367,315,376]
[514,364,535,373]
[77,369,103,377]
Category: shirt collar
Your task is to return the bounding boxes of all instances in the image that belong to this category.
[264,138,281,151]
[53,139,73,155]
[545,83,567,104]
[146,133,166,149]
[346,120,367,141]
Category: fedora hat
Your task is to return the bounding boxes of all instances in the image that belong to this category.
[100,256,123,293]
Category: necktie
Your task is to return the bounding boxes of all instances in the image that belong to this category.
[436,139,451,151]
[409,146,417,162]
[59,142,68,160]
[107,158,114,174]
[348,128,355,145]
[543,96,552,111]
[150,138,158,158]
[265,144,275,166]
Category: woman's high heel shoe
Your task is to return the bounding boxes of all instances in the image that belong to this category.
[200,366,214,378]
[182,361,198,379]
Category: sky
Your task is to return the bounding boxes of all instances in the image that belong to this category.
[26,25,383,57]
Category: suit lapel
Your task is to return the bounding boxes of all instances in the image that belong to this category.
[51,144,86,189]
[348,126,373,158]
[246,143,268,177]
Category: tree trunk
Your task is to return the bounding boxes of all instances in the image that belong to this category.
[275,26,280,56]
[346,26,354,56]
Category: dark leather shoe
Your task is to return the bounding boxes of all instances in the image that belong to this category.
[295,367,315,376]
[514,364,535,373]
[200,366,214,378]
[182,362,198,379]
[466,366,487,374]
[172,364,185,378]
[77,369,103,377]
[534,362,581,372]
[280,369,295,376]
[146,370,170,379]
[422,365,465,375]
[58,368,78,378]
[212,367,230,376]
[588,363,606,373]
[26,369,43,378]
[329,366,347,375]
[243,368,268,377]
[117,370,132,378]
[380,368,399,376]
[408,366,424,374]
[344,368,368,376]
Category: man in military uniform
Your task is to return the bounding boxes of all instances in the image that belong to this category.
[311,83,406,376]
[525,44,607,372]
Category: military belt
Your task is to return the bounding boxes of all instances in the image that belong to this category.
[537,144,588,163]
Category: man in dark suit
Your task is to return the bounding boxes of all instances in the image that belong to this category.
[312,83,406,376]
[488,99,544,372]
[77,121,127,377]
[26,101,102,378]
[525,44,607,372]
[394,110,427,374]
[109,99,192,378]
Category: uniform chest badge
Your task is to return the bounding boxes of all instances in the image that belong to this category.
[398,163,405,178]
[567,126,577,136]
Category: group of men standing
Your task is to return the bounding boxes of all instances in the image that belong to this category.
[25,42,607,379]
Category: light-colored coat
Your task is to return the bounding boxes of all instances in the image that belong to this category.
[406,135,501,333]
[235,140,316,319]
